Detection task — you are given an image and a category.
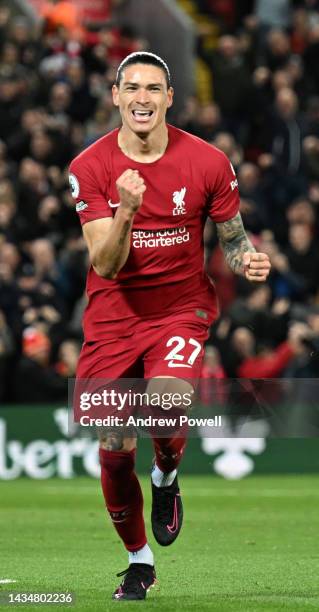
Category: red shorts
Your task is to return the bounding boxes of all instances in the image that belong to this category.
[73,311,211,424]
[77,311,210,380]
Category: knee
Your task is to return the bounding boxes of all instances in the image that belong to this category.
[98,430,137,452]
[146,377,194,415]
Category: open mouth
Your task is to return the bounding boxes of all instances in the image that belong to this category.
[131,110,154,123]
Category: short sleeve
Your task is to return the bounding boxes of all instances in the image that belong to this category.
[206,151,240,223]
[69,157,112,226]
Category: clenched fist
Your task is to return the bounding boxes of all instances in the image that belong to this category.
[116,169,146,214]
[243,252,271,282]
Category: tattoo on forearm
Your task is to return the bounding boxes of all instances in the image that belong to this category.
[109,220,131,277]
[216,212,256,275]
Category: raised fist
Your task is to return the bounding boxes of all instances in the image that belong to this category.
[116,169,146,214]
[243,251,271,282]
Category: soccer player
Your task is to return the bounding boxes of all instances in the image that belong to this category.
[69,51,271,600]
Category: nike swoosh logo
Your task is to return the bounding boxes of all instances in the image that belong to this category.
[108,199,120,208]
[167,360,192,368]
[167,495,180,534]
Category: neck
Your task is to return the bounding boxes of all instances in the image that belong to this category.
[118,123,168,162]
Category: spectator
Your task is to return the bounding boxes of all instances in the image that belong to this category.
[233,322,306,378]
[191,103,223,141]
[208,35,253,139]
[55,338,80,376]
[285,222,319,297]
[13,326,68,402]
[262,28,292,71]
[65,59,97,123]
[270,87,306,175]
[212,132,243,168]
[237,162,268,233]
[0,74,28,141]
[199,345,227,407]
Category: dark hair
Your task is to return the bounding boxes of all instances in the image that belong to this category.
[115,51,171,88]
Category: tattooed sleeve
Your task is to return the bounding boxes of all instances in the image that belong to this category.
[216,212,256,275]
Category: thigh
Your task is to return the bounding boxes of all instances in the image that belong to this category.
[74,335,143,423]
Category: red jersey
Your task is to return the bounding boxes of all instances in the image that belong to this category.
[69,125,239,341]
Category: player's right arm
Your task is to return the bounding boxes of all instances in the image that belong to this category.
[82,169,145,279]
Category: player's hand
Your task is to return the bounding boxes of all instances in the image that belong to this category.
[243,252,271,282]
[116,169,146,214]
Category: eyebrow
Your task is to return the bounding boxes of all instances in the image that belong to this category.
[123,82,164,88]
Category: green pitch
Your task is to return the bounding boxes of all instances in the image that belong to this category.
[1,475,319,611]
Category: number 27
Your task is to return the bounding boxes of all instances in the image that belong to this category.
[164,336,202,368]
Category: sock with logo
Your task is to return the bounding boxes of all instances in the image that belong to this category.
[152,436,187,474]
[151,463,177,487]
[99,448,147,552]
[128,543,154,566]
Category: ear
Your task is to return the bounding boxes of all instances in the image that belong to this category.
[167,86,174,109]
[112,84,119,107]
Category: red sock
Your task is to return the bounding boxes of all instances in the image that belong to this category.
[99,448,147,552]
[152,436,187,473]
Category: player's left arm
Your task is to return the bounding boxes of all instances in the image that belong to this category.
[216,211,271,282]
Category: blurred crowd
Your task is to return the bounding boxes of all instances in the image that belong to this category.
[0,0,319,403]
